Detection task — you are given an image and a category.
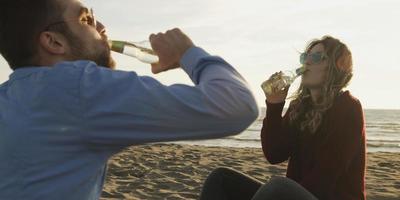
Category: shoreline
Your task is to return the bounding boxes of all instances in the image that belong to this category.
[168,140,400,153]
[101,144,400,200]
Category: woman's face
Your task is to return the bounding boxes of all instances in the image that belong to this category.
[301,43,329,89]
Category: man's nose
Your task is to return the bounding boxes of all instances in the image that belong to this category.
[96,21,106,35]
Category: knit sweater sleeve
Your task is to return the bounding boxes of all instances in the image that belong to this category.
[261,100,296,164]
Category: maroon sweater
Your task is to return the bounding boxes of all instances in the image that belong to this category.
[261,91,366,200]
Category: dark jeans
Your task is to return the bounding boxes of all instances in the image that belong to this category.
[199,167,318,200]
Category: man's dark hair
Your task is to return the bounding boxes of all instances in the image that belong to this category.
[0,0,65,70]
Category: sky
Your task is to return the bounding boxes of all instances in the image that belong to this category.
[1,0,399,109]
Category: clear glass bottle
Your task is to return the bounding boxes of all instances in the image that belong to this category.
[108,40,159,64]
[261,67,306,95]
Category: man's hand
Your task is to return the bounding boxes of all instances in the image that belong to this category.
[149,28,194,74]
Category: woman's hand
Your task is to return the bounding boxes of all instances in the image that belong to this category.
[262,72,290,104]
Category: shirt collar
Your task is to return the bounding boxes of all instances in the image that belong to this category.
[9,67,44,81]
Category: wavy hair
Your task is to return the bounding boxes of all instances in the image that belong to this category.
[288,36,353,134]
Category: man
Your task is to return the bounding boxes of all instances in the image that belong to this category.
[0,0,258,199]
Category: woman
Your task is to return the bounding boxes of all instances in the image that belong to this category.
[200,36,366,200]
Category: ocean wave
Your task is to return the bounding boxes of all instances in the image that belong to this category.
[367,143,400,148]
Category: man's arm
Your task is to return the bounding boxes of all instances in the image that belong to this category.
[79,29,259,151]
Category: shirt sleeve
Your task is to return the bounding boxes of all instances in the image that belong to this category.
[78,47,259,152]
[261,101,296,164]
[299,100,365,199]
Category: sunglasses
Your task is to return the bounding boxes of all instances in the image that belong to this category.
[44,8,96,31]
[300,52,327,65]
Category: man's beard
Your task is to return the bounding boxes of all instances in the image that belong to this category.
[64,29,116,69]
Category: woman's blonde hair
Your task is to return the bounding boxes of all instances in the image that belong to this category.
[288,36,353,134]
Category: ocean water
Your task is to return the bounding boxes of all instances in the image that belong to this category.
[172,108,400,152]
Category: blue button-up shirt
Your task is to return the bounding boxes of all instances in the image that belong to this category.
[0,47,258,200]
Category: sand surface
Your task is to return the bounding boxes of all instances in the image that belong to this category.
[101,144,400,200]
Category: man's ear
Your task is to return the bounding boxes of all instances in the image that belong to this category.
[38,31,68,55]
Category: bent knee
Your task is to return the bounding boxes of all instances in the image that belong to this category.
[208,167,236,177]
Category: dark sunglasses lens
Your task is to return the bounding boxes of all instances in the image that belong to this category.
[311,53,323,64]
[300,53,307,64]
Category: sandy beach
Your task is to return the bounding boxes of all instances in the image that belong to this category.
[101,144,400,200]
